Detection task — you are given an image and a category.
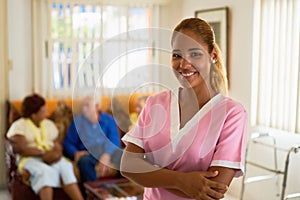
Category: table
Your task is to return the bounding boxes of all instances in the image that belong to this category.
[84,178,144,200]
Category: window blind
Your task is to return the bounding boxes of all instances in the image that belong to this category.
[252,0,300,133]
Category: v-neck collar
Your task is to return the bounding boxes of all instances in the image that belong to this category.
[170,88,224,151]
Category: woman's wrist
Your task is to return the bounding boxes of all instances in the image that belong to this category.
[39,149,45,157]
[173,171,185,190]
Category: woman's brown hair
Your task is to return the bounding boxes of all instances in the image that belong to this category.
[22,94,46,118]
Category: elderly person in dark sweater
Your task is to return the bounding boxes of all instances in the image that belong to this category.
[63,95,122,182]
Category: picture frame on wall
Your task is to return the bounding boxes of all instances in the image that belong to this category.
[195,7,229,82]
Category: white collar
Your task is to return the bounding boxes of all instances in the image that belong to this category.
[170,88,224,151]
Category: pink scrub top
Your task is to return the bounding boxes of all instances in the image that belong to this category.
[122,89,248,200]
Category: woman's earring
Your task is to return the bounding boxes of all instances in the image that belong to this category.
[211,57,217,63]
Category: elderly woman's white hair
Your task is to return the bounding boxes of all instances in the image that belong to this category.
[75,88,102,106]
[84,92,102,106]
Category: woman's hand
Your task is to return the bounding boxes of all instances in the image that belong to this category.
[42,150,61,164]
[176,171,228,200]
[42,148,62,164]
[53,141,63,152]
[121,142,228,200]
[42,141,63,164]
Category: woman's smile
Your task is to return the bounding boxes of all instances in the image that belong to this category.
[179,70,198,79]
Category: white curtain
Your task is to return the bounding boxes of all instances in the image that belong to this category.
[252,0,300,133]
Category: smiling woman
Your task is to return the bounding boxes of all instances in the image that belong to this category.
[172,18,228,96]
[120,18,247,200]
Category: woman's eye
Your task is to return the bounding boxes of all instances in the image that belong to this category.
[190,52,202,57]
[172,53,182,58]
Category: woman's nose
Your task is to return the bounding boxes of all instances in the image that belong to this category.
[180,57,192,68]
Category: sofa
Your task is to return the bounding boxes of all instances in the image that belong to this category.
[5,93,151,200]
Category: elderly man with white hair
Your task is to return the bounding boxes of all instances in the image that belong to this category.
[63,95,122,183]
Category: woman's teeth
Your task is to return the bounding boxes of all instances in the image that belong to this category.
[181,72,196,77]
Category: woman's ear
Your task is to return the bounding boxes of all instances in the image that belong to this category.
[211,48,218,63]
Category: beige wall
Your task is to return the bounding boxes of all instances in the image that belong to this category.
[0,0,9,188]
[8,0,32,100]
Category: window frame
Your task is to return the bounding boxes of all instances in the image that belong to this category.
[37,1,160,98]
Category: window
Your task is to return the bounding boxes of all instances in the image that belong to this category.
[251,0,300,133]
[37,1,159,97]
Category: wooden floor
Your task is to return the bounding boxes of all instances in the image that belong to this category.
[0,190,10,200]
[0,189,239,200]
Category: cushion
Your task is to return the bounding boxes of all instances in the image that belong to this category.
[49,100,73,143]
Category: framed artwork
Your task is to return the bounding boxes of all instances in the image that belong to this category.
[195,7,229,79]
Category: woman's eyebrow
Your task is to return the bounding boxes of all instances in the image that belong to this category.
[188,48,203,51]
[172,48,204,53]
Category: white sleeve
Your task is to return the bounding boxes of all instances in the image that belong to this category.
[122,133,144,148]
[6,118,27,138]
[43,119,59,140]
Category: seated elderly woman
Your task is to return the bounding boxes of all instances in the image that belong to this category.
[6,94,83,200]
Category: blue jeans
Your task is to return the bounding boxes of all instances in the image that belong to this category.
[77,150,122,182]
[77,154,98,182]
